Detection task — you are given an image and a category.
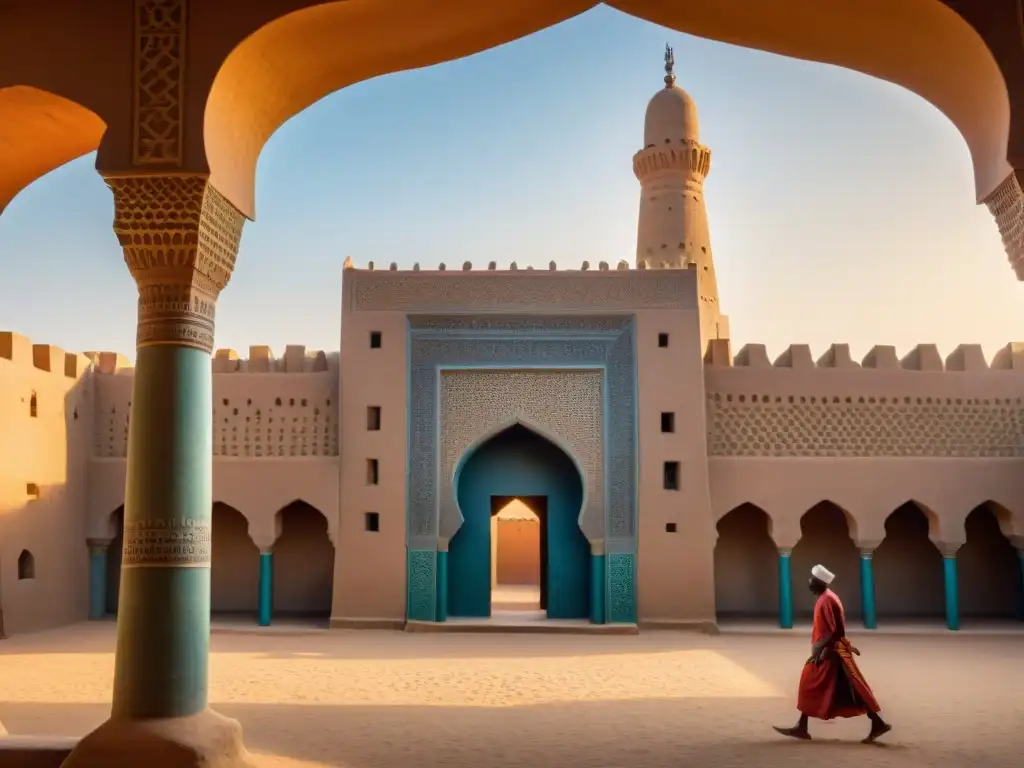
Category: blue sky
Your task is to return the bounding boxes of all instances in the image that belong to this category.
[0,6,1019,362]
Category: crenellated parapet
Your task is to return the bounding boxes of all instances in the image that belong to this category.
[211,346,331,374]
[343,257,636,272]
[0,331,94,379]
[704,341,1024,372]
[704,341,1024,458]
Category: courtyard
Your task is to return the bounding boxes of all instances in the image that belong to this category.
[0,624,1020,767]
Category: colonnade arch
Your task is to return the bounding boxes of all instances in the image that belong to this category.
[714,497,1024,628]
[101,501,335,622]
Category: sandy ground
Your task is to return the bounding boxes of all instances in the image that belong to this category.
[0,623,1022,768]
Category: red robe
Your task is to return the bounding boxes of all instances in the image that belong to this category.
[797,588,881,720]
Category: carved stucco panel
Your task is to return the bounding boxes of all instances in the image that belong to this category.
[439,370,604,542]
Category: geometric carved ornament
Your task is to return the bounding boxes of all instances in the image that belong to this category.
[133,0,186,166]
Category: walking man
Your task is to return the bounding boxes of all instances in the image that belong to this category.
[774,564,892,744]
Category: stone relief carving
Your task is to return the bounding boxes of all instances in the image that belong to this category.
[707,392,1024,457]
[985,170,1024,280]
[439,369,604,541]
[133,0,187,166]
[106,175,245,353]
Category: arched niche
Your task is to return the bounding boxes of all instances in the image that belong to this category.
[874,501,945,620]
[17,549,35,580]
[211,502,260,616]
[958,502,1023,621]
[713,503,778,620]
[791,501,861,619]
[272,500,334,618]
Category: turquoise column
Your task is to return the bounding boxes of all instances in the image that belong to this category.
[778,548,793,629]
[435,549,448,622]
[859,547,877,629]
[258,551,273,627]
[88,539,110,620]
[942,546,960,631]
[110,345,214,718]
[589,551,605,624]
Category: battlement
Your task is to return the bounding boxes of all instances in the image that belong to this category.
[0,331,94,379]
[343,257,640,272]
[211,346,331,374]
[704,340,1024,372]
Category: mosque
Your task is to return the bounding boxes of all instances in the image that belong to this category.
[2,49,1023,638]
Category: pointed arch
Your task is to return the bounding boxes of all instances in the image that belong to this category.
[958,501,1024,620]
[272,499,335,618]
[211,502,260,616]
[874,501,945,620]
[452,415,589,536]
[713,503,777,619]
[791,501,861,619]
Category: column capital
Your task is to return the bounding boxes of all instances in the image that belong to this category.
[856,539,882,557]
[936,540,963,558]
[87,538,113,554]
[104,174,246,354]
[777,546,793,557]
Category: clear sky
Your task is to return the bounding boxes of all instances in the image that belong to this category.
[1,6,1020,363]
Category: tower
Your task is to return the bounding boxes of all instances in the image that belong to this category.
[633,45,728,349]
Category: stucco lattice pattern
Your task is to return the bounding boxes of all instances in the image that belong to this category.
[984,171,1024,280]
[607,554,636,623]
[96,394,338,458]
[440,370,603,538]
[706,393,1024,457]
[407,549,436,622]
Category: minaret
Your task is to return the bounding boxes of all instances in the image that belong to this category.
[633,45,728,348]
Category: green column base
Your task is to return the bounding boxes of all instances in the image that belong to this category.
[778,551,793,629]
[589,554,605,624]
[943,555,960,631]
[88,546,108,621]
[859,553,877,629]
[258,553,273,627]
[435,551,448,622]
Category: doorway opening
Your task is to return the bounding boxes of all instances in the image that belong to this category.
[448,422,589,620]
[490,496,546,616]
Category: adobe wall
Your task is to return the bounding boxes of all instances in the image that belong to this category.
[703,340,1024,545]
[0,332,93,635]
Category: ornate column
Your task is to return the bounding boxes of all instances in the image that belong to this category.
[939,541,962,631]
[87,539,112,621]
[858,542,879,630]
[435,538,449,622]
[777,547,794,630]
[64,174,250,767]
[589,540,605,624]
[258,547,274,627]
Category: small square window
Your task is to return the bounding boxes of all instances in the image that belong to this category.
[665,523,677,533]
[657,333,669,348]
[660,412,675,433]
[663,461,680,491]
[366,458,379,485]
[367,406,381,431]
[369,331,382,349]
[365,512,380,532]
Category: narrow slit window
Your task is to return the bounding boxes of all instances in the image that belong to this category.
[663,461,680,491]
[365,512,380,532]
[29,392,38,418]
[366,459,379,485]
[367,406,381,431]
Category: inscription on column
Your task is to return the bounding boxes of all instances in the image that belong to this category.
[122,518,211,568]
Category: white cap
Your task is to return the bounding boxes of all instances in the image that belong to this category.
[811,564,835,585]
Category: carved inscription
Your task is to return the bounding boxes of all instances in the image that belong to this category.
[122,518,212,568]
[133,0,187,165]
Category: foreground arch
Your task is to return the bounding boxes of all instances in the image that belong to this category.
[791,501,861,620]
[0,86,105,214]
[270,500,335,622]
[958,502,1024,621]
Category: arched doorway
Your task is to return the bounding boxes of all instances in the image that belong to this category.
[449,423,589,619]
[791,502,861,620]
[958,502,1023,621]
[874,502,944,620]
[106,507,124,615]
[713,503,777,620]
[273,501,335,619]
[211,503,260,618]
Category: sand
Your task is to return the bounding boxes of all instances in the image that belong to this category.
[0,623,1022,767]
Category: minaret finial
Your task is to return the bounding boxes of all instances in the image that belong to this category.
[664,43,676,88]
